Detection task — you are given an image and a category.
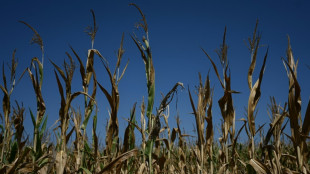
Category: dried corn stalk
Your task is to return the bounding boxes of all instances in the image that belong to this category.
[283,36,310,173]
[188,73,212,173]
[202,27,238,173]
[246,20,268,159]
[98,33,129,160]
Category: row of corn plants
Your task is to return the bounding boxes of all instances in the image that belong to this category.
[0,4,309,174]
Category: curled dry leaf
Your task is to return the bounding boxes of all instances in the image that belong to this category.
[248,158,271,174]
[247,48,268,137]
[98,149,139,174]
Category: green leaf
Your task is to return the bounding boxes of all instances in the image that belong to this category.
[39,114,48,139]
[146,83,155,119]
[29,108,36,127]
[84,141,91,154]
[38,157,49,167]
[145,139,153,156]
[128,104,136,150]
[35,131,42,159]
[93,114,97,131]
[100,162,104,171]
[82,113,91,130]
[8,141,18,163]
[79,167,92,174]
[92,114,98,155]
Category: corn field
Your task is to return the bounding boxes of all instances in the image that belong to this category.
[0,4,310,174]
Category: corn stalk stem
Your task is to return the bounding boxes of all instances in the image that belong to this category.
[210,144,213,174]
[0,123,9,163]
[224,126,229,174]
[251,135,254,159]
[201,144,204,174]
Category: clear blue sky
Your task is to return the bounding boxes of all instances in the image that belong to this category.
[1,1,310,143]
